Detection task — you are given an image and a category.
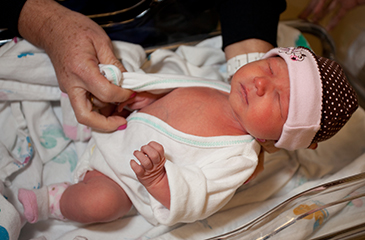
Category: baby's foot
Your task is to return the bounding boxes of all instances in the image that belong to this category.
[18,182,71,223]
[131,141,167,189]
[18,188,46,223]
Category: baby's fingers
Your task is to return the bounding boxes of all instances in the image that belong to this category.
[146,142,165,164]
[130,159,145,176]
[133,150,153,170]
[141,143,163,165]
[256,139,280,153]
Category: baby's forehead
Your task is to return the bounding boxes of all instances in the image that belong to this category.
[267,55,287,65]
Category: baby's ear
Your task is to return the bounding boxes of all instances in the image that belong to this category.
[308,143,318,150]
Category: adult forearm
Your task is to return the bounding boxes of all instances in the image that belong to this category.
[18,0,75,50]
[17,0,133,132]
[224,39,273,61]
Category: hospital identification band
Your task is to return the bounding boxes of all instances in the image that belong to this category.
[227,52,265,78]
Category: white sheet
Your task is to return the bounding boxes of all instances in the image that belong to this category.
[0,23,364,240]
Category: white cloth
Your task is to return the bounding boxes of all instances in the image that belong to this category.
[75,112,259,226]
[0,191,21,240]
[74,75,260,226]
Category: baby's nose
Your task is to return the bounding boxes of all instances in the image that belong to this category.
[254,77,269,96]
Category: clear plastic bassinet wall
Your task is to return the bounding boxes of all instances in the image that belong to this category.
[281,0,365,108]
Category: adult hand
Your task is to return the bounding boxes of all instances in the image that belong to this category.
[299,0,365,31]
[18,0,133,132]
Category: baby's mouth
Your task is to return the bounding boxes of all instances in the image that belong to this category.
[240,84,248,104]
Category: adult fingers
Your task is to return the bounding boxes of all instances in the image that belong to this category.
[77,61,133,104]
[91,38,134,103]
[89,95,108,109]
[68,87,128,132]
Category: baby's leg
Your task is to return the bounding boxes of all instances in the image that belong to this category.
[131,141,170,209]
[60,170,132,223]
[18,170,132,224]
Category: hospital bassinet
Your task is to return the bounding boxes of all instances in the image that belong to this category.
[0,1,365,239]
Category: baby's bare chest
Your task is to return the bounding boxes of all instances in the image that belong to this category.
[140,88,242,136]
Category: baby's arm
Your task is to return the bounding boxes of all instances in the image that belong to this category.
[131,141,170,209]
[118,92,168,112]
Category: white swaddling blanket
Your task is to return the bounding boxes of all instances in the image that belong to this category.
[76,112,259,226]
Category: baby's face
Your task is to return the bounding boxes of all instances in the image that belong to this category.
[229,56,290,141]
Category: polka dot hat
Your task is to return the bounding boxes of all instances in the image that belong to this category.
[262,47,358,151]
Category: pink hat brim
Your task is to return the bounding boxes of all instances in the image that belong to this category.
[262,47,322,151]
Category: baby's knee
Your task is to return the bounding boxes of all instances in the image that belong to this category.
[84,185,132,223]
[61,180,132,223]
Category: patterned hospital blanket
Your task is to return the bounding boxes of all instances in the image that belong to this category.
[0,23,365,240]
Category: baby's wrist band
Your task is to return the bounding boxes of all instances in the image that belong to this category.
[227,52,265,78]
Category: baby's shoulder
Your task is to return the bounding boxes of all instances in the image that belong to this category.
[171,86,226,98]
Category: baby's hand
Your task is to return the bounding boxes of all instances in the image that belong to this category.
[256,139,281,153]
[131,141,167,188]
[245,148,265,184]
